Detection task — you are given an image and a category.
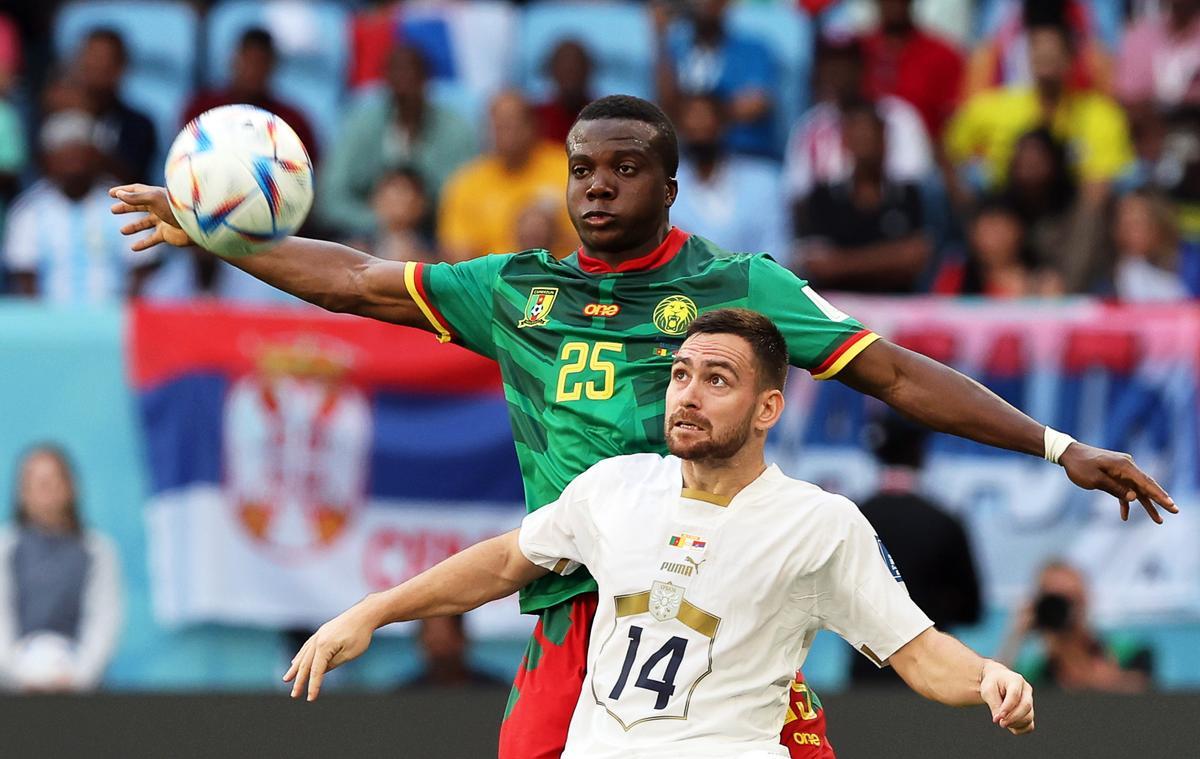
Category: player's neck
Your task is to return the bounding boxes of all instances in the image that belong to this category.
[680,448,767,502]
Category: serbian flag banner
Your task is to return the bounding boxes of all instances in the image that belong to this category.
[131,303,529,635]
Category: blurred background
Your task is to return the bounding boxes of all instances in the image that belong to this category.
[1,0,1200,755]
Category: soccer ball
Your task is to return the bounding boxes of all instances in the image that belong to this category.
[164,105,313,257]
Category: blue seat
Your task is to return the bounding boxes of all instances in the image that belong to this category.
[55,1,199,172]
[519,1,654,101]
[204,0,349,154]
[727,2,812,157]
[975,0,1123,49]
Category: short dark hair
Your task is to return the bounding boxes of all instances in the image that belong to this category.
[84,27,128,65]
[685,308,789,390]
[572,95,679,177]
[239,28,276,56]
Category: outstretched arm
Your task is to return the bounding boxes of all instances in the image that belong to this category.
[838,340,1177,523]
[284,529,547,701]
[889,628,1035,736]
[109,184,430,327]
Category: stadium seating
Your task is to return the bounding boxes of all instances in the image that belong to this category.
[54,0,199,172]
[398,1,519,125]
[518,1,655,101]
[204,0,350,153]
[726,2,812,157]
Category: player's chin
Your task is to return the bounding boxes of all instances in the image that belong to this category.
[576,224,632,252]
[666,431,712,460]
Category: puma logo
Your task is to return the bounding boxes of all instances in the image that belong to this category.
[685,556,706,574]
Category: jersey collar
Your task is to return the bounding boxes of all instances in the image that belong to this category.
[575,227,691,274]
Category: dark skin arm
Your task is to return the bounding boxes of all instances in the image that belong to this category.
[108,184,431,327]
[838,341,1178,523]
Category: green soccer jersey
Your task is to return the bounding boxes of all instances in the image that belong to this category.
[408,228,878,612]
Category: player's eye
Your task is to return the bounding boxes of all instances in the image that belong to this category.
[710,375,727,387]
[617,164,636,176]
[672,368,687,381]
[571,165,590,178]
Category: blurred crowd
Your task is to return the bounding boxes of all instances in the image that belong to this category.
[0,0,1198,304]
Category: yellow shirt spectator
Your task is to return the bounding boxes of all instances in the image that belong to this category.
[944,87,1133,187]
[437,141,575,260]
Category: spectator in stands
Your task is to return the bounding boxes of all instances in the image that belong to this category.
[320,44,476,239]
[1112,189,1189,302]
[437,90,572,261]
[1002,128,1106,294]
[404,615,502,688]
[69,28,156,184]
[1118,0,1200,111]
[859,0,965,139]
[533,39,595,145]
[349,0,401,90]
[851,414,981,686]
[965,0,1112,99]
[783,36,932,207]
[4,110,157,302]
[181,29,320,163]
[515,200,563,253]
[0,445,123,692]
[653,0,779,158]
[0,23,25,241]
[958,197,1045,298]
[946,18,1133,195]
[367,168,436,263]
[792,101,930,293]
[670,93,787,257]
[999,561,1152,693]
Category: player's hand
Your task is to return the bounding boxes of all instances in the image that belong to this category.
[1059,442,1178,524]
[283,603,379,702]
[109,184,194,250]
[979,660,1034,735]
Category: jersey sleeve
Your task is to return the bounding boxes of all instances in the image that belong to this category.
[517,465,599,576]
[411,254,512,359]
[747,255,880,379]
[815,499,934,668]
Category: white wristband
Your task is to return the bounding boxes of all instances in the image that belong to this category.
[1043,426,1076,464]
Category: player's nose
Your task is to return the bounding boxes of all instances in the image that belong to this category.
[585,170,616,200]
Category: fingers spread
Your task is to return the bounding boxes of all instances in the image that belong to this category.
[120,218,156,236]
[307,651,330,702]
[130,231,164,252]
[1138,495,1164,525]
[290,644,314,699]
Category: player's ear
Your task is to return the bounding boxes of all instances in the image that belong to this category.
[756,388,785,431]
[665,176,678,208]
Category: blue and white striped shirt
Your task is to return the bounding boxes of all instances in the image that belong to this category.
[3,179,157,303]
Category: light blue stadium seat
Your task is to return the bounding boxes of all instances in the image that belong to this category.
[519,1,654,101]
[54,1,199,173]
[975,0,1124,50]
[727,2,812,157]
[205,0,350,154]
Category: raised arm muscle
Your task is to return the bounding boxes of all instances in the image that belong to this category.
[225,236,430,327]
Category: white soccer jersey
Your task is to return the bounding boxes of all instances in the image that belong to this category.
[520,453,934,759]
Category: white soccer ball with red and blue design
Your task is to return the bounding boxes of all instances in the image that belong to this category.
[164,105,313,258]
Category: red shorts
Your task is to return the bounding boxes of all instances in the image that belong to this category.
[498,593,835,759]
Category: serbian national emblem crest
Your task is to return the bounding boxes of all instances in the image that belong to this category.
[518,287,559,328]
[649,580,685,622]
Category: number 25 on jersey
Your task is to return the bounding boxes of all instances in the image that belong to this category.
[556,341,623,402]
